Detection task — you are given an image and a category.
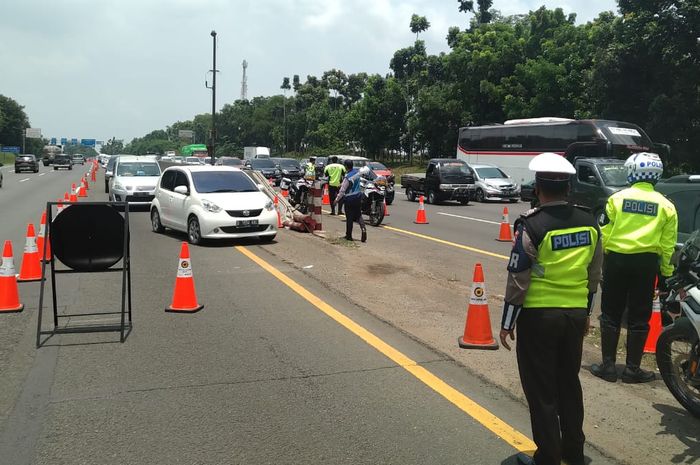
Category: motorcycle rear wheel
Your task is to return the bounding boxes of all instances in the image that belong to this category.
[656,323,700,418]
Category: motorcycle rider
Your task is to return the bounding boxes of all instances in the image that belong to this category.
[591,152,678,383]
[324,156,346,215]
[335,159,368,242]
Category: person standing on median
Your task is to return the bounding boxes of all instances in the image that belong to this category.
[334,159,367,242]
[500,152,603,465]
[590,152,678,384]
[324,156,346,215]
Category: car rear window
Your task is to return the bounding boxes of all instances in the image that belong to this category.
[250,159,275,169]
[191,171,258,193]
[117,162,160,176]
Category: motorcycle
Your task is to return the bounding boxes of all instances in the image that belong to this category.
[360,175,387,227]
[656,230,700,418]
[280,177,313,214]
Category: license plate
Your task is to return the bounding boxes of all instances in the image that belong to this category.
[237,219,259,227]
[134,192,149,197]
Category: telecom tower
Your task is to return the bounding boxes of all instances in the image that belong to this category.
[240,60,248,101]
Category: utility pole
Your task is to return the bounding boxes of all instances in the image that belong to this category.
[241,60,248,101]
[205,30,218,165]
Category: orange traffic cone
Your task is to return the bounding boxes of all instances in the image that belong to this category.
[281,188,289,198]
[644,289,663,354]
[0,241,23,312]
[322,184,330,205]
[71,183,77,194]
[69,190,78,202]
[274,195,283,228]
[57,199,64,214]
[91,169,96,182]
[497,207,512,242]
[414,195,429,224]
[37,211,52,263]
[78,183,87,198]
[458,263,499,350]
[165,242,204,313]
[64,192,70,202]
[82,177,89,190]
[17,224,43,283]
[383,199,390,217]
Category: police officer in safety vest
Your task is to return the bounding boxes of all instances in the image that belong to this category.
[304,156,317,180]
[501,152,603,465]
[591,152,678,384]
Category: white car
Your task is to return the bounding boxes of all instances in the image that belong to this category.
[185,157,205,165]
[468,163,520,202]
[109,156,162,206]
[150,166,277,244]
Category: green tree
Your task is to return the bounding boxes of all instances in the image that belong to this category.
[410,14,431,40]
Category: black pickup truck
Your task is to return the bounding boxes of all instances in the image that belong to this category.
[401,158,476,205]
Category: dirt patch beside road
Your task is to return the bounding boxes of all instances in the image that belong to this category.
[262,220,699,465]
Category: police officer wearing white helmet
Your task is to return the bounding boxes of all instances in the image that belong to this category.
[591,152,678,384]
[501,153,603,465]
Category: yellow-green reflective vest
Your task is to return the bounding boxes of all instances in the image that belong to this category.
[523,225,599,309]
[601,182,678,277]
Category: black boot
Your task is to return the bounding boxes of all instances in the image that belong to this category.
[591,323,620,382]
[621,329,655,383]
[360,227,367,243]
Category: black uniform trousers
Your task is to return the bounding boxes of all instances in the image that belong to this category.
[600,252,658,331]
[343,196,364,239]
[516,307,588,465]
[329,185,340,214]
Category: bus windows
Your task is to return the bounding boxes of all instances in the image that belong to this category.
[481,128,503,150]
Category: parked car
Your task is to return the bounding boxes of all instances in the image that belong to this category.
[185,157,206,165]
[401,159,476,205]
[271,158,303,180]
[53,154,73,171]
[246,158,281,185]
[108,156,161,206]
[215,156,244,167]
[71,154,85,165]
[657,174,700,244]
[15,154,39,173]
[568,157,628,221]
[520,180,536,203]
[468,164,520,202]
[150,166,277,244]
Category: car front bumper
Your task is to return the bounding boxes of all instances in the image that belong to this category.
[112,188,157,204]
[15,162,38,170]
[199,208,278,239]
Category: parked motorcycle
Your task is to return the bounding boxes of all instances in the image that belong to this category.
[280,177,313,214]
[656,230,700,418]
[360,175,387,227]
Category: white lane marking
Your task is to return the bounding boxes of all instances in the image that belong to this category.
[39,173,46,176]
[19,178,30,183]
[437,211,502,225]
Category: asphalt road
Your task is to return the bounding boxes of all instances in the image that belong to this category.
[0,167,620,464]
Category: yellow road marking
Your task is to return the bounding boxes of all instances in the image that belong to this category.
[321,209,509,261]
[236,246,535,452]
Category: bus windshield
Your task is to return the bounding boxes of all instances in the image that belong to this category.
[596,121,653,151]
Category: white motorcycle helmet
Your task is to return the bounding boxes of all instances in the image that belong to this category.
[359,166,371,177]
[624,152,663,184]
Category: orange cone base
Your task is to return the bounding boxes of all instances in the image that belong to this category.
[458,335,498,350]
[17,275,45,283]
[496,224,512,242]
[165,304,204,313]
[0,303,24,313]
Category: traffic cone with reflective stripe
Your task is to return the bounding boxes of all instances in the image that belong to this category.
[274,195,283,228]
[37,211,52,263]
[414,195,429,224]
[497,207,512,242]
[91,169,96,182]
[0,241,23,313]
[71,183,77,194]
[644,287,663,354]
[78,183,87,198]
[458,263,498,350]
[383,199,390,217]
[17,224,43,282]
[57,199,64,214]
[322,184,330,205]
[165,242,203,313]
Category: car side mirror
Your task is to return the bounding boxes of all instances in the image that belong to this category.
[174,185,189,195]
[106,170,113,177]
[586,175,600,185]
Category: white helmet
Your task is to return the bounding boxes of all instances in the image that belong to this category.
[359,166,371,176]
[528,152,576,175]
[625,152,663,184]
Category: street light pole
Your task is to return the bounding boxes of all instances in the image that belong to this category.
[208,30,217,165]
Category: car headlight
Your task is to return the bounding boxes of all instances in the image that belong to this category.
[264,200,274,211]
[113,182,124,190]
[439,184,453,189]
[201,199,222,213]
[282,169,289,174]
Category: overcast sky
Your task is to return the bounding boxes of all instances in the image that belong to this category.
[1,0,617,144]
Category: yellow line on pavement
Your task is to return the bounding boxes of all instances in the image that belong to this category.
[322,209,509,261]
[236,245,535,453]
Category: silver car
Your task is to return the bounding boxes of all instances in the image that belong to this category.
[468,163,520,202]
[108,156,162,206]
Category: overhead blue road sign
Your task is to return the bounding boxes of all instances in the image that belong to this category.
[96,140,104,145]
[1,146,20,153]
[60,138,67,145]
[50,138,56,145]
[81,139,96,147]
[71,138,78,145]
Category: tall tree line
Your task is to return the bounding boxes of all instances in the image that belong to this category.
[0,95,45,155]
[126,1,699,171]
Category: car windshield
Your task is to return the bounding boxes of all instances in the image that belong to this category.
[440,162,470,175]
[597,164,628,187]
[279,159,300,169]
[117,162,160,177]
[368,162,388,170]
[191,171,259,193]
[475,167,507,179]
[220,158,242,166]
[250,159,276,169]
